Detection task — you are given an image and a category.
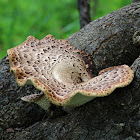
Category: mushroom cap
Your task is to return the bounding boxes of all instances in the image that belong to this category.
[7,35,134,107]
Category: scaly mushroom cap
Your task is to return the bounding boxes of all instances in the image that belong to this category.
[7,35,134,108]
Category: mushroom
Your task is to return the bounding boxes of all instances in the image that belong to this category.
[7,35,134,111]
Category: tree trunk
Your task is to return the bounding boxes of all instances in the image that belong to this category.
[77,0,91,28]
[132,0,140,3]
[0,2,140,140]
[67,3,140,72]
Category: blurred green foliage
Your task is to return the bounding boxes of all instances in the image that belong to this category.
[0,0,131,60]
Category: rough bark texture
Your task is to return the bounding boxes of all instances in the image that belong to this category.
[77,0,91,28]
[0,2,140,140]
[68,2,140,72]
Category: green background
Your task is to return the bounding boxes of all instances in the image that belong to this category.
[0,0,131,60]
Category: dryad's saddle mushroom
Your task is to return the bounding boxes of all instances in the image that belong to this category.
[7,35,134,110]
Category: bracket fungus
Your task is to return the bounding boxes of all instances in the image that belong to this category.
[7,35,134,110]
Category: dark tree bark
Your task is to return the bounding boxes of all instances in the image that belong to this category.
[0,2,140,140]
[77,0,91,28]
[67,3,140,72]
[132,0,140,3]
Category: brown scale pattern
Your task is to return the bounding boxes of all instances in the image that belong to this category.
[7,35,134,106]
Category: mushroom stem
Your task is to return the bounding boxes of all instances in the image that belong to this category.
[21,93,51,111]
[35,95,51,111]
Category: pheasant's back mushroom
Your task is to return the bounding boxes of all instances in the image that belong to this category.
[7,35,134,110]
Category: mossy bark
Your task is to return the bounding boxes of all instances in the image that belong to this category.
[0,2,140,140]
